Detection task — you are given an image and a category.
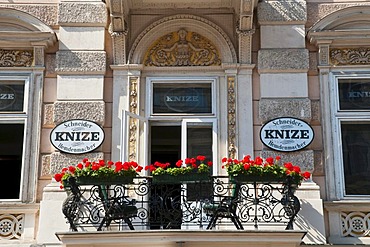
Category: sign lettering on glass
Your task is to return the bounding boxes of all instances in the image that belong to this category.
[339,79,370,110]
[260,117,314,152]
[0,84,23,111]
[153,83,212,113]
[50,119,105,154]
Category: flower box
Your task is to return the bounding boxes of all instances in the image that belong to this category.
[146,155,213,184]
[222,155,311,186]
[75,175,135,185]
[152,172,211,184]
[54,158,143,189]
[230,174,287,183]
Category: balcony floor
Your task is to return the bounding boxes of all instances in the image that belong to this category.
[56,229,307,247]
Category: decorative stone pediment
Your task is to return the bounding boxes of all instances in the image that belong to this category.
[0,8,57,48]
[143,28,221,67]
[128,15,236,64]
[307,6,370,47]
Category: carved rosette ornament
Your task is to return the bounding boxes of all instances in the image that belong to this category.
[341,211,370,237]
[227,76,237,159]
[330,48,370,65]
[0,50,33,67]
[144,28,221,66]
[0,214,23,240]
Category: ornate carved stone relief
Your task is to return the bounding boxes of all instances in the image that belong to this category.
[0,214,23,240]
[128,76,139,161]
[0,50,33,67]
[108,0,128,64]
[238,0,256,64]
[227,76,237,159]
[143,28,221,67]
[129,14,237,64]
[237,28,254,64]
[330,47,370,65]
[342,211,370,237]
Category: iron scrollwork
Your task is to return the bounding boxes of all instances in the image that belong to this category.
[61,176,301,231]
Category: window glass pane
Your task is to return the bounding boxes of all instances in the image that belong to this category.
[187,123,213,201]
[186,124,212,160]
[341,123,370,195]
[153,83,212,113]
[0,124,24,199]
[338,79,370,110]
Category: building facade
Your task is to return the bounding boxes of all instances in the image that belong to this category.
[0,0,369,246]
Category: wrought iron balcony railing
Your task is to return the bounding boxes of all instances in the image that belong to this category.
[62,176,300,232]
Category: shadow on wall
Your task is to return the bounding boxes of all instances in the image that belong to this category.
[296,199,327,244]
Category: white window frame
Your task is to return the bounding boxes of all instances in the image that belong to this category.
[181,118,218,175]
[146,77,217,117]
[330,71,370,199]
[0,73,39,202]
[145,76,219,173]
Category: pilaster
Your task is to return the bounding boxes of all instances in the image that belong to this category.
[257,0,325,244]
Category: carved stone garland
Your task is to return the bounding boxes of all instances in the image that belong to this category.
[330,47,370,65]
[0,50,33,67]
[227,76,237,159]
[143,28,221,67]
[128,77,139,161]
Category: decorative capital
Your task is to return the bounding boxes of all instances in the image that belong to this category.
[236,28,255,36]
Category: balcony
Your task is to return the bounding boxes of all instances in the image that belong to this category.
[57,176,306,247]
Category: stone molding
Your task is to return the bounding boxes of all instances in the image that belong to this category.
[0,4,58,27]
[111,34,126,65]
[128,1,232,9]
[58,2,107,26]
[53,101,105,125]
[258,0,307,24]
[56,51,106,74]
[238,31,253,64]
[259,98,312,123]
[128,14,237,64]
[307,3,370,28]
[258,49,309,72]
[0,8,57,48]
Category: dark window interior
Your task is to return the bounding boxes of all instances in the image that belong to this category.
[0,124,24,199]
[341,123,370,195]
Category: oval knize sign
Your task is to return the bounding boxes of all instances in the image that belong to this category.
[260,117,314,152]
[50,119,105,154]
